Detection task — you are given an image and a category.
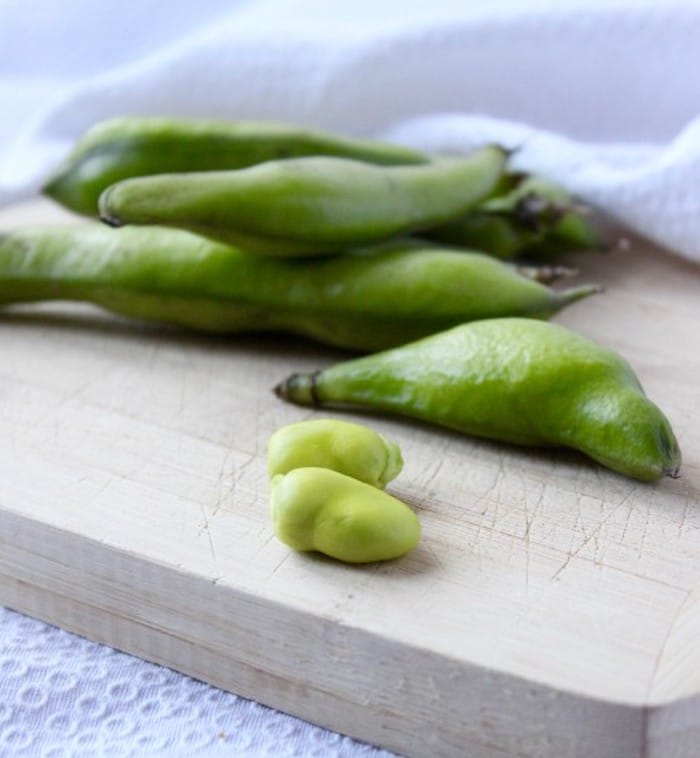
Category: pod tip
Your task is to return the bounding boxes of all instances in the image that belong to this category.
[273,378,290,400]
[99,212,123,228]
[41,166,67,199]
[558,283,604,307]
[97,185,123,227]
[273,371,321,407]
[500,142,522,158]
[41,179,57,198]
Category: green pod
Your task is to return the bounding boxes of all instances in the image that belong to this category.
[523,209,601,257]
[426,175,599,259]
[424,212,545,259]
[267,418,403,488]
[43,117,427,216]
[0,226,599,351]
[274,319,681,482]
[270,467,420,563]
[98,146,508,256]
[493,176,601,255]
[482,175,570,214]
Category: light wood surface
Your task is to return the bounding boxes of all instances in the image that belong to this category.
[0,199,698,757]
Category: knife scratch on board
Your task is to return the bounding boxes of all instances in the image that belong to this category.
[550,488,635,581]
[268,552,290,578]
[198,502,219,562]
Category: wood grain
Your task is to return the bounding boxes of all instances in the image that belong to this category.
[0,199,698,757]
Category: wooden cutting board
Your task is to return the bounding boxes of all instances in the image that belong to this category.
[1,199,698,758]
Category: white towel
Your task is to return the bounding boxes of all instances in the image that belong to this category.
[2,0,700,262]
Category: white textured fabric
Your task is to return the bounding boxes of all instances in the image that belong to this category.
[1,2,699,755]
[0,606,394,757]
[1,0,700,261]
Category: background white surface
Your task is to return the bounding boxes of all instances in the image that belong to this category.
[1,1,699,755]
[2,0,700,261]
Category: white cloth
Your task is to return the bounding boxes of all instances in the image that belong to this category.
[1,2,699,755]
[2,0,700,261]
[0,606,393,757]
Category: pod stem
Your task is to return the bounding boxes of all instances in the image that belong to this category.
[274,370,322,407]
[557,283,604,306]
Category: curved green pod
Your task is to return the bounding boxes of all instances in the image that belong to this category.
[274,319,681,482]
[0,226,599,352]
[267,418,403,488]
[98,146,508,255]
[43,117,427,216]
[270,467,420,563]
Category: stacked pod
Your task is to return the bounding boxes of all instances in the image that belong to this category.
[44,116,599,259]
[1,118,603,351]
[0,117,680,481]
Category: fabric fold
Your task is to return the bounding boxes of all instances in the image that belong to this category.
[1,0,700,261]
